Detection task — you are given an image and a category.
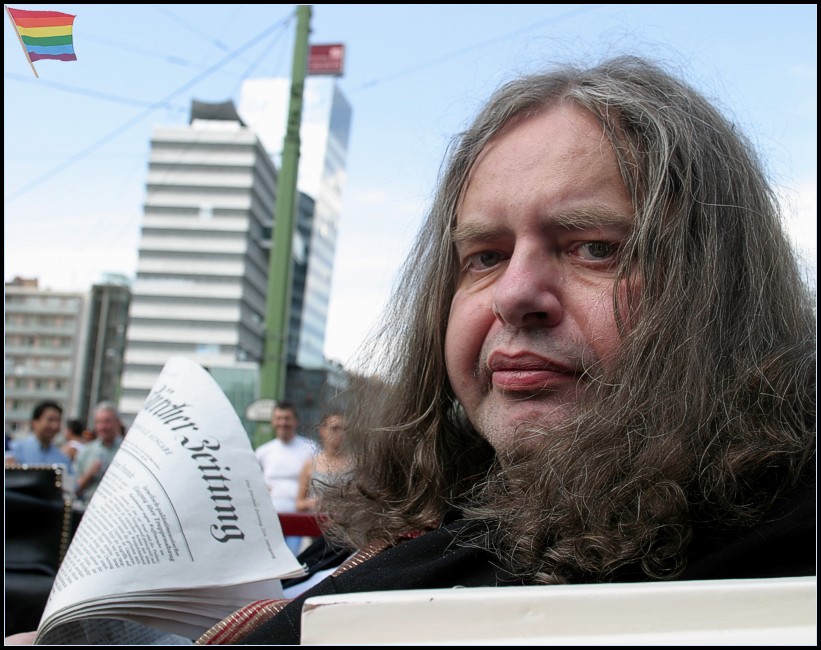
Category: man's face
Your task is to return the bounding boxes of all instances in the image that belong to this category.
[32,407,62,445]
[273,408,298,442]
[94,409,120,443]
[445,103,635,455]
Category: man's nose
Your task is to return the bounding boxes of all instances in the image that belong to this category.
[492,249,563,328]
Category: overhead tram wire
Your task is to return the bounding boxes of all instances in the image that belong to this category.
[73,11,294,263]
[4,9,295,118]
[5,12,294,205]
[6,5,606,203]
[76,11,294,262]
[4,71,188,113]
[142,15,294,220]
[152,4,234,54]
[150,4,286,77]
[351,4,604,92]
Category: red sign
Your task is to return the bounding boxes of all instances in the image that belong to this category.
[308,44,345,76]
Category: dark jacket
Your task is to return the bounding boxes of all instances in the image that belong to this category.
[223,473,816,645]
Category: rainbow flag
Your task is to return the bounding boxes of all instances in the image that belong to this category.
[7,7,77,62]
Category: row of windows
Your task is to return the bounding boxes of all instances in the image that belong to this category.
[6,359,71,372]
[5,295,81,308]
[6,314,73,327]
[6,378,66,392]
[6,335,75,348]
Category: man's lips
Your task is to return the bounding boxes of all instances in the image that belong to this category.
[487,352,581,392]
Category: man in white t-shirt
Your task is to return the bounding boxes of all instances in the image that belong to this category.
[255,401,316,554]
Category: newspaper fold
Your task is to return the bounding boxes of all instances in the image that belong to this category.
[35,357,306,644]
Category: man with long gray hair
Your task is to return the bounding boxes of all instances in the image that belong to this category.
[195,54,816,645]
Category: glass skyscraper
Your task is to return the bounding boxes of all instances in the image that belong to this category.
[239,76,352,368]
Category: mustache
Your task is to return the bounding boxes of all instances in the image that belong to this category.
[476,330,604,380]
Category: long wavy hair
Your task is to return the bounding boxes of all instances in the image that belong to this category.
[320,56,816,582]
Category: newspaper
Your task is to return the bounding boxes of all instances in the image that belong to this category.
[34,357,307,645]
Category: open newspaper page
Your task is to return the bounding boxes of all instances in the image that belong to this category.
[35,357,307,645]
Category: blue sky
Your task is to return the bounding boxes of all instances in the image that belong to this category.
[4,4,817,366]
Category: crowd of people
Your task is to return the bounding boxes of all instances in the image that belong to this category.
[5,395,348,525]
[5,400,126,506]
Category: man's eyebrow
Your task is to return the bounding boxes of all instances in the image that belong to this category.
[451,207,633,245]
[552,207,634,232]
[450,221,504,246]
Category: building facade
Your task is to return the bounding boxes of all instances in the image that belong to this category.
[75,277,131,425]
[119,76,353,433]
[118,100,276,426]
[4,277,89,435]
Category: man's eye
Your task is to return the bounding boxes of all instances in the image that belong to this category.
[466,250,503,270]
[577,241,618,260]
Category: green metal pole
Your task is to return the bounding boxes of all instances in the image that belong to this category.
[257,4,312,446]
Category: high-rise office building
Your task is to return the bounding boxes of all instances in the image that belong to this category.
[4,277,89,435]
[118,100,276,427]
[119,76,352,430]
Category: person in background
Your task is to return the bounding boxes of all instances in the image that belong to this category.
[5,400,73,476]
[74,401,124,507]
[255,401,317,554]
[60,418,87,466]
[296,412,349,512]
[285,411,353,597]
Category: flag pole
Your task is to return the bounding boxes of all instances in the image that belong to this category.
[5,5,39,78]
